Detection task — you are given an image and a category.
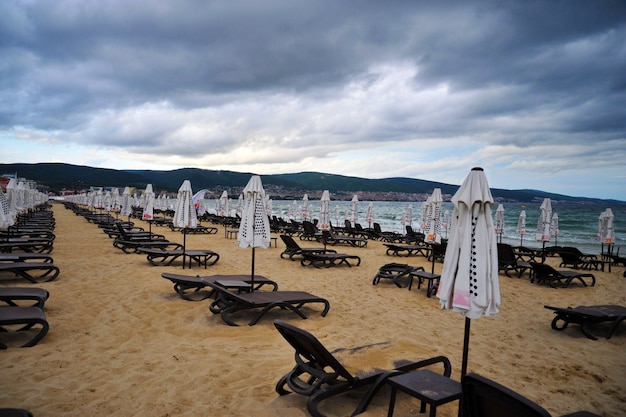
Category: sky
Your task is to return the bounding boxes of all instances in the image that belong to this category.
[1,1,625,200]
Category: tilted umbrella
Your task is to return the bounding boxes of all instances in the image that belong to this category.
[238,175,271,289]
[437,167,500,377]
[516,208,527,246]
[494,204,505,244]
[535,198,552,262]
[172,180,197,269]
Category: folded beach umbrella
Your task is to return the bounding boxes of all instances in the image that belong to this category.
[598,209,615,256]
[350,194,359,223]
[535,198,552,243]
[423,188,443,273]
[142,184,155,221]
[442,209,450,239]
[218,191,228,216]
[420,196,431,232]
[173,180,197,269]
[494,204,505,243]
[366,202,375,227]
[0,187,13,228]
[550,213,559,246]
[120,187,133,218]
[516,208,526,246]
[238,175,271,287]
[301,194,309,221]
[437,167,500,376]
[319,190,331,231]
[110,188,121,215]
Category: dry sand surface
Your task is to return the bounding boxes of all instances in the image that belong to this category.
[1,203,624,416]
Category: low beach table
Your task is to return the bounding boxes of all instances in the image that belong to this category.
[386,369,462,417]
[408,270,441,298]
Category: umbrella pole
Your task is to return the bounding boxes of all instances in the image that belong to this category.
[182,229,187,270]
[251,247,255,291]
[461,317,471,377]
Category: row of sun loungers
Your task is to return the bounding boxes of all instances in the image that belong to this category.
[1,206,55,351]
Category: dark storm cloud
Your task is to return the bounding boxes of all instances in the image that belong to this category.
[1,0,625,199]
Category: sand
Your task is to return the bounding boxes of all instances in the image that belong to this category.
[1,203,624,416]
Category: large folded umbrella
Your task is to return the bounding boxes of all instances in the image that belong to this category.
[173,180,197,269]
[437,167,500,377]
[301,194,309,221]
[423,188,443,273]
[598,208,615,255]
[120,186,133,219]
[238,175,271,289]
[516,209,526,246]
[0,187,13,229]
[142,184,155,221]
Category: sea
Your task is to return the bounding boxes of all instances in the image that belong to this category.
[266,200,625,256]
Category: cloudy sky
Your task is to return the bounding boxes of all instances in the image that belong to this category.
[1,1,625,200]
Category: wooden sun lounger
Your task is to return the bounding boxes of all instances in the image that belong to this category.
[205,281,329,326]
[544,305,626,340]
[138,248,220,267]
[384,243,431,257]
[0,287,50,308]
[161,273,278,301]
[0,262,60,283]
[0,306,49,348]
[300,252,361,268]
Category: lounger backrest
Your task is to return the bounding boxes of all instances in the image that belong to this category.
[497,243,516,263]
[529,262,557,277]
[462,373,551,417]
[274,320,355,383]
[280,234,301,250]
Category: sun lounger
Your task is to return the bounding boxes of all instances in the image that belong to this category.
[321,230,367,248]
[0,239,54,254]
[279,235,337,261]
[529,262,595,288]
[0,287,50,308]
[204,281,329,326]
[300,252,361,268]
[557,250,604,271]
[274,319,453,417]
[544,305,626,340]
[372,263,424,287]
[137,248,220,267]
[113,239,183,254]
[0,253,54,263]
[0,306,49,348]
[161,273,278,301]
[383,243,431,257]
[462,373,600,417]
[0,262,60,283]
[497,243,531,278]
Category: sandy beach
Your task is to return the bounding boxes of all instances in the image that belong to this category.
[1,202,624,416]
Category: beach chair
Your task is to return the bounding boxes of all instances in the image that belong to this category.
[0,287,50,308]
[556,250,603,270]
[497,243,531,278]
[529,262,595,288]
[383,243,431,257]
[321,230,367,248]
[137,247,220,267]
[462,373,600,417]
[371,223,404,243]
[0,306,49,348]
[0,262,60,283]
[161,272,278,301]
[274,320,453,417]
[300,252,361,268]
[279,235,337,261]
[544,305,626,340]
[205,281,329,326]
[372,263,423,287]
[299,221,324,241]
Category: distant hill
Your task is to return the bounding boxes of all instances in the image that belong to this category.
[1,162,622,204]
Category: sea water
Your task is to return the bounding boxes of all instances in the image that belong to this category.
[269,200,625,256]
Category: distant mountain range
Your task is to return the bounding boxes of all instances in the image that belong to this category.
[1,162,622,204]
